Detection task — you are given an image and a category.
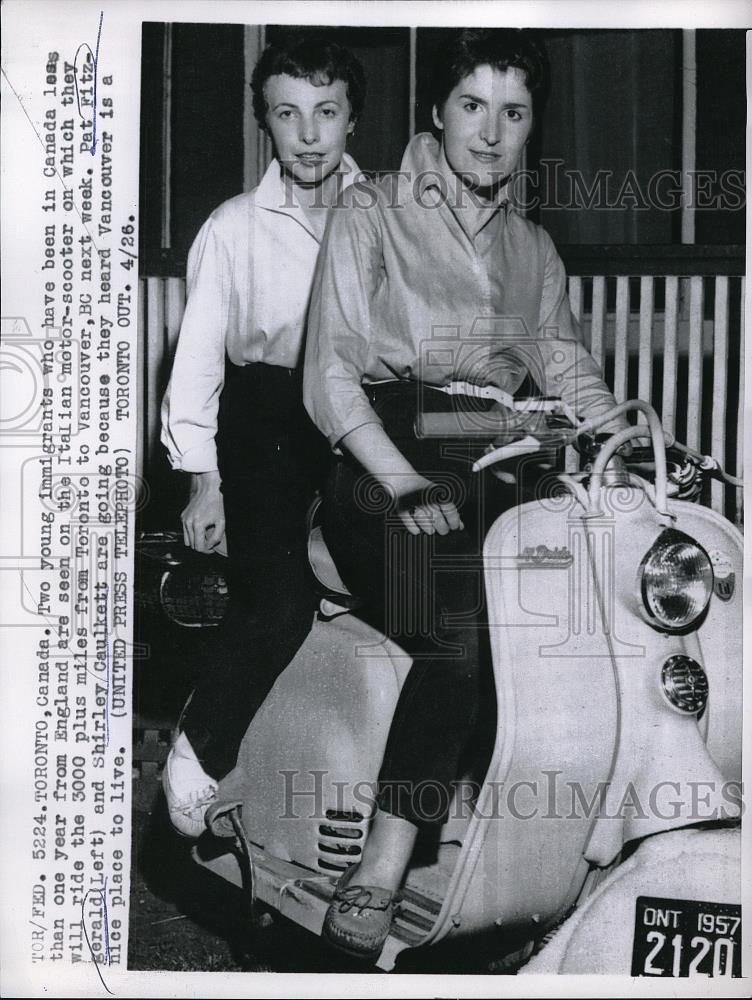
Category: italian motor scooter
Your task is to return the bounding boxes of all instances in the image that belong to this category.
[192,385,743,975]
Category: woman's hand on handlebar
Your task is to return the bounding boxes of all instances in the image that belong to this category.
[182,470,226,553]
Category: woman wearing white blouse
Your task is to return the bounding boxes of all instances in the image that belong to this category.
[161,34,365,837]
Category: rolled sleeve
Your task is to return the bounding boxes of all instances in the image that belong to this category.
[304,187,384,450]
[160,216,232,472]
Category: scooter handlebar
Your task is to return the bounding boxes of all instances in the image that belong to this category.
[415,411,519,439]
[415,406,569,441]
[472,436,543,472]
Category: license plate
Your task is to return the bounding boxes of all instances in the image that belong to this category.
[631,896,741,977]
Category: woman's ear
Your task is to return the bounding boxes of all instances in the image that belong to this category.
[347,117,356,136]
[431,105,444,131]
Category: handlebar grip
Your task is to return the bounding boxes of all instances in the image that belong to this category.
[415,411,516,439]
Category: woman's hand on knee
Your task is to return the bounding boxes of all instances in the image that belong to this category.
[399,499,463,536]
[182,471,226,553]
[394,475,464,536]
[339,427,464,538]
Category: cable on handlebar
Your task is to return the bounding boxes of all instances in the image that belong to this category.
[588,425,673,521]
[557,474,590,510]
[569,401,670,517]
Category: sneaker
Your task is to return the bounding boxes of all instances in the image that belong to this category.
[162,731,218,838]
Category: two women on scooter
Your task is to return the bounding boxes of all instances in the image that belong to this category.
[161,33,365,836]
[303,28,628,960]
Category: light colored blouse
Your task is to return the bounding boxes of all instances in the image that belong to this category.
[161,153,360,473]
[304,133,622,450]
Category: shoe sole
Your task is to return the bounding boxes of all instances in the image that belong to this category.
[322,922,389,962]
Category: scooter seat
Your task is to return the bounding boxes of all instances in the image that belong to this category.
[308,523,352,597]
[306,496,359,612]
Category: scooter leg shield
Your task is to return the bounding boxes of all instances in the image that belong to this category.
[211,615,412,871]
[429,490,743,943]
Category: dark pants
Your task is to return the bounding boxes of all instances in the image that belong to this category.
[183,362,329,779]
[322,393,509,828]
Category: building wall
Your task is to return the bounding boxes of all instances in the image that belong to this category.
[138,25,746,273]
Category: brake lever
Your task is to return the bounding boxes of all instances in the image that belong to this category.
[472,435,543,472]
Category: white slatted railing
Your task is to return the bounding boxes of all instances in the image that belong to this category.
[139,270,745,524]
[567,272,744,523]
[662,275,680,434]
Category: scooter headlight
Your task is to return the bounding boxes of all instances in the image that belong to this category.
[638,529,713,631]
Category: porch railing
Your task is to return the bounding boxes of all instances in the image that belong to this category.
[139,245,745,526]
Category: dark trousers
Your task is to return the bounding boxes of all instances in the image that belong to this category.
[322,402,508,829]
[183,362,329,779]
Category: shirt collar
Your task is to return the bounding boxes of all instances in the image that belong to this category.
[254,151,360,215]
[400,132,510,217]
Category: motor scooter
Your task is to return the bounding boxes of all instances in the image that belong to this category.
[192,388,743,975]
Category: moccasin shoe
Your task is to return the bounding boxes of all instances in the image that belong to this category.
[162,731,218,838]
[322,865,401,960]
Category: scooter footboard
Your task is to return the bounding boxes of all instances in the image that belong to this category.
[193,831,443,970]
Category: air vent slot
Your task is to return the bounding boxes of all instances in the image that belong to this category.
[317,809,367,873]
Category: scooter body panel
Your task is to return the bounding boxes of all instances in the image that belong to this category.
[217,615,411,874]
[426,485,742,942]
[196,470,742,963]
[423,490,619,942]
[520,825,741,975]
